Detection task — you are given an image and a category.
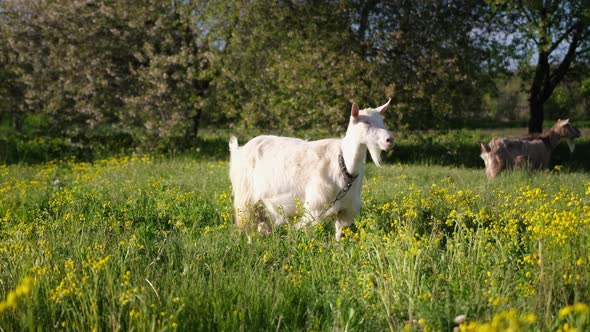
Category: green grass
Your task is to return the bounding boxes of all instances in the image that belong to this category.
[1,156,590,331]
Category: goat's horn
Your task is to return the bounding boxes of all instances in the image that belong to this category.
[376,99,391,113]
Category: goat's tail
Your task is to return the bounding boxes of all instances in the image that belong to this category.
[229,135,239,154]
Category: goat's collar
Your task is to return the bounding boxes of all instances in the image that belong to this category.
[338,151,358,184]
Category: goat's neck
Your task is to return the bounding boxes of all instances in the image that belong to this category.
[542,130,562,150]
[340,136,367,176]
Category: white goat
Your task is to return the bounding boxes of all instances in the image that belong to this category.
[229,100,394,240]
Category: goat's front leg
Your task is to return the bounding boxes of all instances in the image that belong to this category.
[335,210,355,241]
[295,202,323,229]
[295,182,329,229]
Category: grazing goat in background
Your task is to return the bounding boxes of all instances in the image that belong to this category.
[480,119,581,180]
[229,100,394,240]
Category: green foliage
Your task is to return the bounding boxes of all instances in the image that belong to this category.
[482,75,529,121]
[1,0,589,156]
[204,1,379,131]
[204,0,493,131]
[0,0,499,155]
[487,0,590,132]
[545,64,590,121]
[373,1,494,128]
[0,0,206,150]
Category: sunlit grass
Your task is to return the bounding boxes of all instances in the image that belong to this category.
[1,157,589,331]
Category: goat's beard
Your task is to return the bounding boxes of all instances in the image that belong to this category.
[567,138,576,153]
[368,144,382,167]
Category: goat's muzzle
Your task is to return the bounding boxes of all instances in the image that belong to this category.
[382,136,395,150]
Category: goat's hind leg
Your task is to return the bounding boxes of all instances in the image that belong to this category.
[234,204,254,233]
[235,201,270,240]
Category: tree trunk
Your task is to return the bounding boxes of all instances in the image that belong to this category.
[528,52,547,134]
[357,1,377,57]
[528,95,544,134]
[12,112,24,133]
[192,108,202,138]
[526,19,584,134]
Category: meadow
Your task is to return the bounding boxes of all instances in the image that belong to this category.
[1,131,590,331]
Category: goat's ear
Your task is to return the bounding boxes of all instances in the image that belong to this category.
[557,118,570,127]
[351,103,359,119]
[376,99,391,114]
[480,142,491,153]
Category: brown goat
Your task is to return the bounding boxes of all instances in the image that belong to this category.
[480,119,581,180]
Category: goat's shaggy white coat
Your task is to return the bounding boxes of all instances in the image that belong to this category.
[229,100,394,240]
